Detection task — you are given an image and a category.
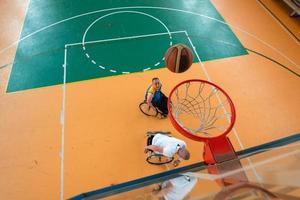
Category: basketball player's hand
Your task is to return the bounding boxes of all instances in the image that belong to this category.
[144,147,150,153]
[173,159,180,167]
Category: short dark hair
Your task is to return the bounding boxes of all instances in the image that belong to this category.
[179,148,190,160]
[152,77,159,82]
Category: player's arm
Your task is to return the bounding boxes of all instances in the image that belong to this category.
[146,92,154,106]
[144,145,163,153]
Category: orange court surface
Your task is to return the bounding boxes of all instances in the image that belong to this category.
[0,0,299,199]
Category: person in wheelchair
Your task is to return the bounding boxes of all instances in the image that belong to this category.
[145,78,168,118]
[144,131,190,167]
[152,175,197,200]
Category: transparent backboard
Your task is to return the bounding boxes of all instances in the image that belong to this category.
[70,135,300,200]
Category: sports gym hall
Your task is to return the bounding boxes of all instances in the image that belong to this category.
[0,0,299,199]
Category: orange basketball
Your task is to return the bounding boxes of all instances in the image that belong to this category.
[165,44,193,73]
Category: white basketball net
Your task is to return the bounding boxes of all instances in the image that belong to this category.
[170,81,234,137]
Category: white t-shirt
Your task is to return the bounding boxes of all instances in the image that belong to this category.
[163,176,197,200]
[152,134,187,158]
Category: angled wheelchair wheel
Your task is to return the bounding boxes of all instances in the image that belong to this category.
[146,153,174,165]
[139,102,158,117]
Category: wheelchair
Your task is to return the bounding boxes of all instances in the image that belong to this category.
[145,131,174,165]
[139,101,167,119]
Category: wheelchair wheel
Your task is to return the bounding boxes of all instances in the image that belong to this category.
[147,131,171,136]
[146,153,174,165]
[139,102,158,117]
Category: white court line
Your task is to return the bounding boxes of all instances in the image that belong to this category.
[1,6,298,69]
[66,30,186,74]
[184,30,263,184]
[60,46,67,200]
[66,30,185,47]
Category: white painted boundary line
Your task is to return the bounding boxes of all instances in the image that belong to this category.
[65,30,186,74]
[65,30,186,47]
[60,46,68,200]
[184,30,263,184]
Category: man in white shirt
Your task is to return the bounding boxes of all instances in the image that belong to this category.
[145,132,190,166]
[153,176,197,200]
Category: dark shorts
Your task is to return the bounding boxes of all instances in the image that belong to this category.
[152,93,168,115]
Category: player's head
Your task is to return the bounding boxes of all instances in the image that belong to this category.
[178,147,190,160]
[152,77,161,90]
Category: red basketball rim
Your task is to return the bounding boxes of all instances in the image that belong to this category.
[168,79,236,142]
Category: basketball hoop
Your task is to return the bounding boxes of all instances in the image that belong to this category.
[168,79,237,164]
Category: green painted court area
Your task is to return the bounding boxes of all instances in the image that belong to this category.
[7,0,247,92]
